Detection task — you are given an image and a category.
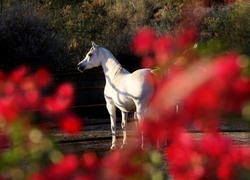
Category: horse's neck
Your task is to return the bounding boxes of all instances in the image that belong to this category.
[101,52,123,80]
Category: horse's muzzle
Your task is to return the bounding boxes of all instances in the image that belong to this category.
[77,63,85,72]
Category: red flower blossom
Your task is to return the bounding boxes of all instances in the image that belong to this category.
[102,149,147,180]
[141,56,155,68]
[20,79,41,109]
[57,83,74,98]
[60,114,82,134]
[166,132,204,180]
[30,154,79,180]
[132,27,156,56]
[153,35,175,66]
[0,71,5,82]
[82,152,99,170]
[58,155,79,177]
[177,27,197,50]
[166,132,250,180]
[35,68,51,88]
[45,83,75,113]
[0,96,19,122]
[9,66,29,84]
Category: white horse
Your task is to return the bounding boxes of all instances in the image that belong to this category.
[78,42,154,150]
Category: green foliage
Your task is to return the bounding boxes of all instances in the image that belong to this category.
[34,0,182,65]
[3,0,250,71]
[200,2,250,56]
[0,0,183,70]
[148,1,183,35]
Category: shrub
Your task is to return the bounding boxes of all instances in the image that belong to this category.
[34,0,183,66]
[104,0,183,55]
[0,3,70,71]
[0,0,183,70]
[200,2,250,56]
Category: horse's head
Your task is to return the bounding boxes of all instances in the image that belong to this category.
[78,41,102,72]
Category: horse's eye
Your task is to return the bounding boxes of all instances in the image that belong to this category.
[89,53,93,57]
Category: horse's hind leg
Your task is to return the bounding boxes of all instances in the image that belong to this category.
[135,102,146,149]
[120,111,128,149]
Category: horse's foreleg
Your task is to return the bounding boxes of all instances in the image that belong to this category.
[134,112,139,131]
[106,101,117,150]
[121,111,128,149]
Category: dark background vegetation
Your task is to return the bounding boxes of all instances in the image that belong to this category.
[1,0,250,117]
[1,0,250,71]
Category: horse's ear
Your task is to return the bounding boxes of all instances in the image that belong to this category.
[91,41,98,49]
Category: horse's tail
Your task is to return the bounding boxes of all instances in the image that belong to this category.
[150,67,161,76]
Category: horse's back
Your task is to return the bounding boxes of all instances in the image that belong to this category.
[127,68,153,99]
[105,68,153,112]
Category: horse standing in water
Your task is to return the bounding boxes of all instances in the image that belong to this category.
[78,42,154,150]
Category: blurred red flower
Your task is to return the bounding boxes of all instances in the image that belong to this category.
[9,66,29,84]
[153,35,175,66]
[56,83,74,98]
[177,27,197,50]
[30,154,79,180]
[102,149,147,180]
[30,152,101,180]
[45,83,74,113]
[60,114,82,134]
[0,95,19,122]
[0,71,5,82]
[132,27,156,56]
[35,68,51,88]
[167,132,250,180]
[82,152,99,170]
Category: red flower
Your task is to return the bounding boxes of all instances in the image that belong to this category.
[9,66,29,84]
[45,83,75,113]
[58,155,79,177]
[82,152,99,170]
[0,96,19,122]
[60,114,82,134]
[166,132,250,180]
[141,56,155,68]
[177,27,197,50]
[56,83,74,98]
[0,71,5,82]
[153,35,175,66]
[102,149,147,180]
[35,68,51,88]
[200,133,233,158]
[20,79,41,109]
[31,154,79,180]
[132,27,156,56]
[166,133,204,180]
